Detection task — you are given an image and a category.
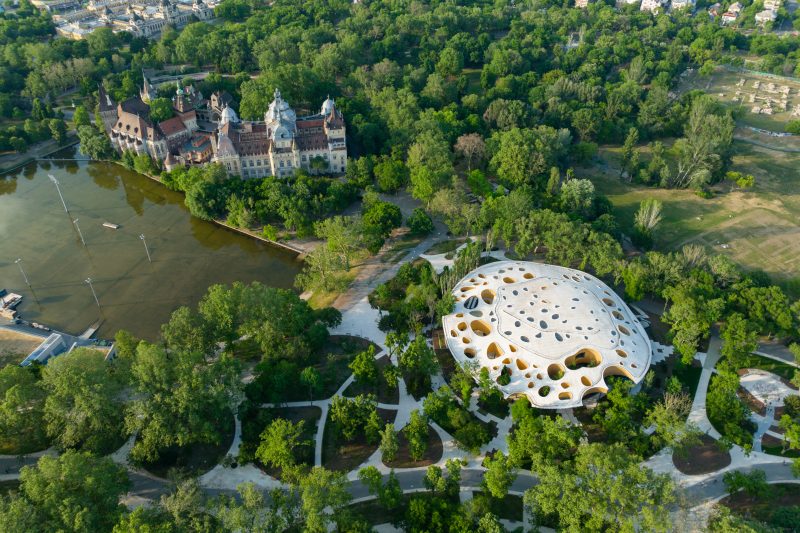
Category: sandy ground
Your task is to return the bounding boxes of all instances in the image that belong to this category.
[0,328,44,366]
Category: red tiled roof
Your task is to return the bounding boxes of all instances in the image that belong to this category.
[158,116,187,137]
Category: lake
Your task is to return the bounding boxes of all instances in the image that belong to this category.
[0,146,301,341]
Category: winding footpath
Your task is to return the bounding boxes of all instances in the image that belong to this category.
[3,241,798,530]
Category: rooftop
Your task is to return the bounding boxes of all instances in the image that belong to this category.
[442,261,652,409]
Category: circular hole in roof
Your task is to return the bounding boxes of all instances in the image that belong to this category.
[552,314,559,320]
[457,322,467,331]
[538,386,551,397]
[616,349,628,358]
[462,337,471,344]
[581,376,591,386]
[514,321,520,327]
[524,273,534,279]
[450,330,457,337]
[469,310,483,317]
[464,348,476,358]
[618,325,631,336]
[520,336,529,343]
[539,320,548,329]
[612,310,624,320]
[503,277,516,284]
[554,332,563,342]
[602,298,614,306]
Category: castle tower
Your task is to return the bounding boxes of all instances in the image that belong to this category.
[140,72,157,103]
[97,84,118,135]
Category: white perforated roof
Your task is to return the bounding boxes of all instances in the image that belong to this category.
[441,261,652,408]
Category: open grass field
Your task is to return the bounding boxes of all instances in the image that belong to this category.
[0,329,44,367]
[585,138,800,293]
[677,67,800,132]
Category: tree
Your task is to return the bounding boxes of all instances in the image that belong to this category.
[559,178,595,218]
[329,394,378,442]
[214,483,298,533]
[126,342,241,462]
[399,334,439,397]
[454,133,486,171]
[113,506,176,532]
[525,443,676,532]
[488,126,570,189]
[72,105,90,127]
[18,451,129,533]
[380,423,400,463]
[482,453,517,498]
[645,391,701,456]
[149,98,175,123]
[672,96,734,188]
[374,157,408,193]
[404,409,429,461]
[161,305,215,357]
[77,125,115,160]
[300,367,321,402]
[42,348,125,453]
[720,312,758,369]
[620,127,640,179]
[256,418,306,474]
[634,198,663,246]
[48,119,67,145]
[508,408,582,468]
[299,467,351,533]
[723,469,769,498]
[407,208,434,236]
[407,130,454,201]
[358,466,403,510]
[0,366,46,452]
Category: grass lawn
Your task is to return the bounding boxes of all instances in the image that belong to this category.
[584,140,800,294]
[322,408,396,472]
[343,355,400,405]
[382,234,425,263]
[473,492,524,522]
[424,238,467,256]
[307,271,356,309]
[141,409,235,479]
[739,353,799,382]
[383,424,443,468]
[672,434,732,475]
[721,482,800,528]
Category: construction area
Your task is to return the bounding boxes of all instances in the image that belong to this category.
[678,67,800,132]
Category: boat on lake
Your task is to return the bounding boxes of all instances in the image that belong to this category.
[103,222,121,229]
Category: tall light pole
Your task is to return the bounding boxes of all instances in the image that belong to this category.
[14,258,30,287]
[140,234,151,263]
[85,277,100,308]
[48,174,69,214]
[73,218,86,246]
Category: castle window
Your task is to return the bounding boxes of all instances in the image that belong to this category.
[280,161,284,168]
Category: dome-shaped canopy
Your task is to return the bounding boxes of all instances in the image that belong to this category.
[321,95,335,116]
[219,104,239,125]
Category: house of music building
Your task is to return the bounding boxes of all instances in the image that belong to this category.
[441,261,653,409]
[100,78,347,178]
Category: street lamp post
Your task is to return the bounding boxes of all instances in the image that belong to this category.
[140,234,151,263]
[73,218,86,246]
[48,174,69,214]
[85,277,100,307]
[14,258,30,287]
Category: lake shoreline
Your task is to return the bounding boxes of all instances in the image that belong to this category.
[110,161,318,259]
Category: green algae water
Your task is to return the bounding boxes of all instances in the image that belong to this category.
[0,146,301,340]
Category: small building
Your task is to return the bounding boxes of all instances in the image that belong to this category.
[708,2,722,17]
[670,0,695,11]
[755,9,778,24]
[721,11,738,24]
[763,0,782,11]
[728,1,743,13]
[574,0,591,7]
[640,0,666,13]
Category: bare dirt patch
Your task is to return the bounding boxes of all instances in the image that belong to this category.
[672,434,732,475]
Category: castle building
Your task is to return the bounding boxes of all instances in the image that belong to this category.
[101,80,347,178]
[211,89,348,178]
